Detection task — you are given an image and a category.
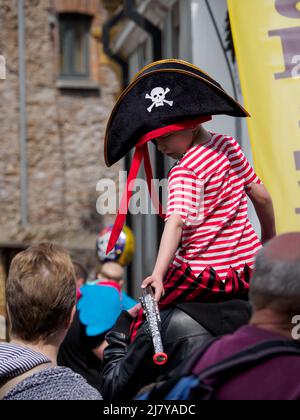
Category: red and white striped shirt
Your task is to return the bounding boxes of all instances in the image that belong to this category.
[165,132,262,281]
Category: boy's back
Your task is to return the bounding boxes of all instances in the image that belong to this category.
[166,132,262,282]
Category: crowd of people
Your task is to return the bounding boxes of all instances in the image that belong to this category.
[0,60,299,400]
[0,233,300,400]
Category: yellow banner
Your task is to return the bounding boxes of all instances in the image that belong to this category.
[227,0,300,233]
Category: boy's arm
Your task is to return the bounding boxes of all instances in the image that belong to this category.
[247,183,276,244]
[142,213,183,301]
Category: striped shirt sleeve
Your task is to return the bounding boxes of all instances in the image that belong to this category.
[229,137,262,192]
[166,165,203,224]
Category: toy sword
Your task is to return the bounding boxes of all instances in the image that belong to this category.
[139,286,168,365]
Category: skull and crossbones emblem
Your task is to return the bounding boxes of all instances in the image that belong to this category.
[145,87,174,113]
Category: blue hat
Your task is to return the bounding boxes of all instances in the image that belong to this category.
[77,283,137,336]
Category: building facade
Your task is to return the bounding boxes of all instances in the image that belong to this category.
[0,0,121,340]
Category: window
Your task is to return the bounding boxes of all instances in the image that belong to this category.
[59,13,91,79]
[171,1,180,59]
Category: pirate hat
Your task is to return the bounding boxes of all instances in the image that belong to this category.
[105,59,249,253]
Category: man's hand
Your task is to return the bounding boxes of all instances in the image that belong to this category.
[127,303,142,318]
[141,274,164,302]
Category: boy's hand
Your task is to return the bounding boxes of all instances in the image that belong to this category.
[141,275,164,302]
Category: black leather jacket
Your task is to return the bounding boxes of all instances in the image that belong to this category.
[100,307,212,401]
[100,300,251,401]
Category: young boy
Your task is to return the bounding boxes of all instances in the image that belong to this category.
[104,59,276,322]
[142,124,275,301]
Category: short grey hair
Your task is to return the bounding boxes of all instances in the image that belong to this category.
[250,247,300,315]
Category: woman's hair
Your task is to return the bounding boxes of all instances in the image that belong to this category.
[6,243,76,341]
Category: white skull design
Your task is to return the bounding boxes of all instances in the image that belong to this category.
[145,87,174,113]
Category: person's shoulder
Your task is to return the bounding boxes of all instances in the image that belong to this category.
[63,368,103,400]
[162,307,212,343]
[4,366,102,400]
[194,325,292,369]
[222,134,244,152]
[168,160,197,179]
[37,366,102,398]
[44,366,103,400]
[211,132,238,148]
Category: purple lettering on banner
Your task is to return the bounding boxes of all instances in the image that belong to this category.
[296,152,300,215]
[268,27,300,79]
[275,0,300,19]
[295,151,300,170]
[274,2,300,216]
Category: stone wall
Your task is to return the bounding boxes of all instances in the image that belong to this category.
[0,0,122,245]
[0,256,6,341]
[0,1,21,231]
[0,1,123,332]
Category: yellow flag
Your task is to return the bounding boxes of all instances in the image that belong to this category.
[227,0,300,233]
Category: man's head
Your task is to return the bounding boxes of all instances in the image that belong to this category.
[98,262,124,285]
[250,233,300,323]
[6,243,76,342]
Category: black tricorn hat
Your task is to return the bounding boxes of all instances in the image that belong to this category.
[105,59,249,167]
[104,60,249,254]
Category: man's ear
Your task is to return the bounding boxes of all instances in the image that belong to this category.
[66,305,76,329]
[76,277,85,288]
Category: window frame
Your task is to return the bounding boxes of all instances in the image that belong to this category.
[59,13,91,80]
